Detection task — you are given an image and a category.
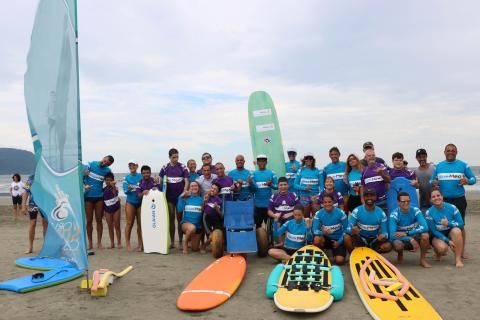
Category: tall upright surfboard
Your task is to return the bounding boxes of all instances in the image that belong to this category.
[248,91,286,178]
[141,189,170,254]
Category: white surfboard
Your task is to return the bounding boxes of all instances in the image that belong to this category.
[141,189,170,254]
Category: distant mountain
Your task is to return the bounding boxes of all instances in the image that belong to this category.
[0,148,35,174]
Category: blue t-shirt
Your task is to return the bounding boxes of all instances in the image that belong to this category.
[273,219,312,250]
[347,169,362,196]
[188,172,200,183]
[323,161,349,195]
[294,167,323,198]
[425,203,464,243]
[389,206,428,241]
[84,161,112,198]
[251,169,278,208]
[312,207,348,244]
[123,173,142,205]
[285,160,301,192]
[178,195,204,230]
[348,205,388,238]
[430,159,477,198]
[228,168,252,200]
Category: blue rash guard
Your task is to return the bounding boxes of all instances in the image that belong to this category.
[251,169,278,208]
[348,205,388,239]
[228,168,252,201]
[122,173,142,205]
[273,219,312,250]
[389,207,428,242]
[177,195,204,231]
[294,167,324,200]
[285,160,301,192]
[429,159,477,198]
[323,161,349,195]
[347,169,362,196]
[312,207,348,245]
[426,203,464,243]
[188,172,200,183]
[84,161,111,198]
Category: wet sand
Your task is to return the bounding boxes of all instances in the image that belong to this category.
[0,194,479,320]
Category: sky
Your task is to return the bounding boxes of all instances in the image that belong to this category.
[1,0,479,172]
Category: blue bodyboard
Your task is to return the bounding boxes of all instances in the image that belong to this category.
[387,177,419,213]
[15,256,73,271]
[0,268,84,293]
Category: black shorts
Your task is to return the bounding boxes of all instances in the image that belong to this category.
[429,230,450,244]
[392,234,421,250]
[322,236,347,257]
[29,208,45,220]
[444,196,467,222]
[254,207,268,228]
[12,195,22,205]
[85,196,103,203]
[353,235,387,252]
[205,214,223,232]
[347,195,362,213]
[282,247,298,256]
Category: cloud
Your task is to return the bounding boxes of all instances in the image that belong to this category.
[1,0,479,172]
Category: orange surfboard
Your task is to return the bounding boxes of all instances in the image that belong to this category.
[177,255,247,311]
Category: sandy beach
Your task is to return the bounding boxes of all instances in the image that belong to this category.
[1,194,480,320]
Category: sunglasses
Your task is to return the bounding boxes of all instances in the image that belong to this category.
[202,156,211,160]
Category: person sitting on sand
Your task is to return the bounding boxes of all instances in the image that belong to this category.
[426,189,465,268]
[268,204,312,262]
[346,188,392,253]
[312,176,345,212]
[312,194,348,265]
[103,172,121,249]
[10,173,25,220]
[21,174,47,254]
[203,183,223,249]
[83,155,114,250]
[177,181,205,254]
[389,192,430,267]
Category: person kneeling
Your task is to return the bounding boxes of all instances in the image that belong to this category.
[178,182,204,254]
[312,194,348,265]
[346,188,392,253]
[389,192,430,267]
[268,204,312,262]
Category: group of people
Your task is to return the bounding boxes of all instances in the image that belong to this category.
[18,141,476,268]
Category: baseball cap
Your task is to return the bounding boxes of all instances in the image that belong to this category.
[286,147,297,153]
[256,154,268,160]
[128,159,138,165]
[363,188,377,196]
[416,148,427,156]
[304,152,314,158]
[363,141,374,149]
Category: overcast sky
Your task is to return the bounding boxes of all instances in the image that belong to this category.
[1,0,479,172]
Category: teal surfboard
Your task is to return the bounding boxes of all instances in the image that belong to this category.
[248,91,286,178]
[387,177,419,213]
[0,268,84,293]
[15,256,73,271]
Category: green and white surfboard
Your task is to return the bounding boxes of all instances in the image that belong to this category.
[248,91,286,178]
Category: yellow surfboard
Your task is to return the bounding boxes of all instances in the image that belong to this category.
[350,247,442,320]
[274,245,334,313]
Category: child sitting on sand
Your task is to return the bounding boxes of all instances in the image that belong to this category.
[103,172,122,249]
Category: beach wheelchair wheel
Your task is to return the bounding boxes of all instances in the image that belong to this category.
[211,229,224,258]
[256,228,268,257]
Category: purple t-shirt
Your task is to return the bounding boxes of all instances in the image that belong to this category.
[316,190,344,208]
[137,178,157,196]
[204,195,222,218]
[213,175,235,201]
[103,186,120,213]
[361,163,389,203]
[388,168,416,181]
[268,192,299,222]
[160,163,189,203]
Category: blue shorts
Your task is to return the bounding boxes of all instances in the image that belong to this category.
[126,201,141,209]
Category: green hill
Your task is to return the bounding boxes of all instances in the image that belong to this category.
[0,148,35,174]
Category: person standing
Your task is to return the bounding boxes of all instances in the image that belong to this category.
[361,149,391,211]
[228,154,252,201]
[196,152,216,175]
[430,143,476,259]
[294,152,323,218]
[344,154,363,213]
[414,148,435,213]
[323,147,349,196]
[83,155,114,250]
[285,147,301,192]
[159,148,190,248]
[10,173,25,220]
[196,164,218,196]
[251,154,278,229]
[360,141,387,167]
[123,160,142,251]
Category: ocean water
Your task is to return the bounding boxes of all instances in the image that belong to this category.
[1,174,480,196]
